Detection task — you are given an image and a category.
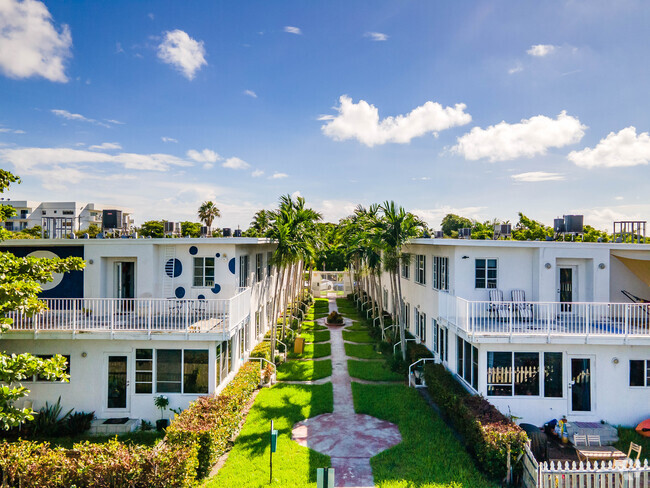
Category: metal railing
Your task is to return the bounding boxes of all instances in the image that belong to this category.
[408,357,437,388]
[6,288,252,335]
[436,291,650,338]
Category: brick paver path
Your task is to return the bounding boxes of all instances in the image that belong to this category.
[292,299,401,488]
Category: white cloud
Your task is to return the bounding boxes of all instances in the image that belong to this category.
[271,172,288,179]
[105,119,124,125]
[321,95,472,147]
[89,142,122,151]
[243,89,257,98]
[411,176,431,181]
[187,148,220,163]
[291,190,302,200]
[318,199,358,223]
[511,171,565,182]
[567,127,650,168]
[410,205,486,229]
[0,127,25,134]
[161,136,178,143]
[251,169,264,177]
[51,109,120,128]
[527,44,556,57]
[222,157,250,170]
[508,64,523,75]
[0,0,72,82]
[364,32,388,41]
[452,111,586,162]
[284,26,302,35]
[614,196,624,201]
[157,29,207,80]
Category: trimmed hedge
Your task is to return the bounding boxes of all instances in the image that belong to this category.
[424,363,527,480]
[249,341,272,362]
[166,361,260,479]
[0,438,197,488]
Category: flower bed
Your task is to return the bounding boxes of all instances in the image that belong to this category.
[424,363,527,480]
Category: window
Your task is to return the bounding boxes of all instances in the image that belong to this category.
[183,350,209,394]
[35,354,70,381]
[239,255,249,287]
[156,349,182,393]
[135,349,153,393]
[432,256,449,291]
[216,341,229,386]
[630,360,650,387]
[436,324,448,362]
[487,351,555,397]
[415,255,426,285]
[255,311,261,337]
[401,256,410,279]
[433,319,438,354]
[62,210,74,215]
[475,259,497,289]
[402,302,410,329]
[255,253,263,282]
[383,289,388,309]
[267,252,273,277]
[414,308,426,343]
[456,338,478,390]
[193,257,215,287]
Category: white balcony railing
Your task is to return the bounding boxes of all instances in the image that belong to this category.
[437,291,650,338]
[6,288,251,336]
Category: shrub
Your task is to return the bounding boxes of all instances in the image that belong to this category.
[326,311,343,324]
[65,411,95,436]
[423,364,527,480]
[166,361,259,479]
[250,341,272,362]
[29,397,73,437]
[407,342,434,364]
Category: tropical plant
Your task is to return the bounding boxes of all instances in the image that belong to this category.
[326,311,344,324]
[74,223,102,238]
[243,209,272,237]
[197,201,221,232]
[138,220,165,238]
[181,221,202,237]
[29,397,74,437]
[66,411,95,435]
[154,395,169,419]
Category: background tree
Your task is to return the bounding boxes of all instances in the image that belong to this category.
[511,212,553,241]
[243,209,272,237]
[0,170,85,430]
[181,221,202,237]
[441,213,473,236]
[74,223,102,238]
[198,201,221,232]
[138,220,165,238]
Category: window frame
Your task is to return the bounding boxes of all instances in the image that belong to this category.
[142,349,210,395]
[193,256,215,287]
[401,255,410,279]
[475,258,498,289]
[629,359,650,387]
[135,349,153,394]
[239,255,250,288]
[487,351,562,398]
[415,254,426,285]
[34,354,71,382]
[432,256,449,291]
[456,338,478,391]
[255,253,263,283]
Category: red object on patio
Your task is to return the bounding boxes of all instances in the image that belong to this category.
[635,419,650,438]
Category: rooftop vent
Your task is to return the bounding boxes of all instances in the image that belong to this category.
[222,227,232,237]
[458,228,472,239]
[434,231,444,239]
[233,229,242,237]
[493,224,511,240]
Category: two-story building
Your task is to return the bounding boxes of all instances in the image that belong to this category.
[1,237,279,424]
[388,238,650,426]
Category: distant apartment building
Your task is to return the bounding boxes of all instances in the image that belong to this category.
[1,200,134,237]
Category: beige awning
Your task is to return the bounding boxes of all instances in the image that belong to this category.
[614,255,650,287]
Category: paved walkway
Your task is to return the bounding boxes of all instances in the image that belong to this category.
[292,299,402,488]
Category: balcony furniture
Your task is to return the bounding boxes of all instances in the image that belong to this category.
[614,442,642,468]
[587,435,601,446]
[488,289,510,320]
[575,445,627,463]
[511,289,533,321]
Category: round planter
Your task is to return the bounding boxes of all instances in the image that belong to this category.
[325,321,345,327]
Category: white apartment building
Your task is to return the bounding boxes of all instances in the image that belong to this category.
[385,238,650,426]
[0,237,279,423]
[1,200,134,235]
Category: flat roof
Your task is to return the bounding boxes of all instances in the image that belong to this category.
[0,237,275,247]
[408,237,650,251]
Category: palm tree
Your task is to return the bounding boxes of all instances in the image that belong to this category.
[197,201,221,232]
[247,209,272,237]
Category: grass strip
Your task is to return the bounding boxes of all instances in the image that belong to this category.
[352,383,498,488]
[300,330,331,343]
[342,329,374,343]
[348,359,403,382]
[204,384,333,487]
[344,343,384,360]
[301,321,327,331]
[288,342,331,360]
[277,359,332,381]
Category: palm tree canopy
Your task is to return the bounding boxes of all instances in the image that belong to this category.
[197,201,221,228]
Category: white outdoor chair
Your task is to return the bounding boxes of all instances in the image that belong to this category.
[587,435,601,446]
[573,434,587,446]
[488,289,510,320]
[511,289,533,321]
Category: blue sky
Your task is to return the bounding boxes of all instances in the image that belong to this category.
[1,0,649,231]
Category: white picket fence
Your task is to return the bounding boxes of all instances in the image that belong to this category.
[536,459,650,487]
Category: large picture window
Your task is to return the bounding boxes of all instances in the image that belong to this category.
[432,256,449,291]
[152,349,209,394]
[156,349,182,393]
[487,351,562,397]
[415,255,426,285]
[35,354,71,381]
[193,257,215,287]
[183,350,209,394]
[630,360,650,387]
[475,258,497,289]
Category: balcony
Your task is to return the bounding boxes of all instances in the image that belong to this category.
[437,291,650,343]
[5,288,251,339]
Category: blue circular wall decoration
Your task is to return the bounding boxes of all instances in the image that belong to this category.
[189,246,198,255]
[211,283,221,294]
[198,294,205,300]
[175,287,186,298]
[165,258,182,278]
[215,252,221,258]
[228,258,236,274]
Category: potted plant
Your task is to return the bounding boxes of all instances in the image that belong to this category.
[260,363,275,387]
[154,395,169,431]
[326,311,344,326]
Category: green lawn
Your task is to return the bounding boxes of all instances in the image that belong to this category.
[352,383,498,488]
[300,329,331,343]
[287,342,331,360]
[345,321,370,331]
[300,320,327,331]
[342,329,374,343]
[277,360,332,381]
[204,384,333,488]
[29,430,164,449]
[344,342,384,359]
[348,359,403,381]
[615,427,650,462]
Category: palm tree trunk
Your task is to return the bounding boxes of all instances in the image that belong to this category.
[377,272,385,338]
[269,263,282,360]
[396,260,407,361]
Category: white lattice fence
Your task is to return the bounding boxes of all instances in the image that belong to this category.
[539,460,650,488]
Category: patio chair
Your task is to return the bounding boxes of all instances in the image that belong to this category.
[488,289,510,320]
[573,434,587,446]
[587,435,601,446]
[511,289,533,321]
[614,442,642,468]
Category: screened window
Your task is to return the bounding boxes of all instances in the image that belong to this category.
[630,360,650,387]
[35,354,71,381]
[475,259,497,289]
[135,349,153,394]
[544,352,563,397]
[267,252,272,277]
[183,350,209,394]
[487,351,512,396]
[401,256,410,279]
[239,255,249,287]
[415,255,426,285]
[418,310,426,343]
[438,325,448,363]
[487,351,546,397]
[514,353,540,396]
[456,338,478,390]
[156,349,182,393]
[193,257,215,287]
[255,253,263,282]
[433,319,439,355]
[432,256,449,291]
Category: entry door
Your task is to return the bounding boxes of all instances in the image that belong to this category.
[569,357,592,413]
[107,355,130,411]
[114,262,135,311]
[558,267,577,312]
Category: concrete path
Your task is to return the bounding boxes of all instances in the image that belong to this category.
[292,299,402,488]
